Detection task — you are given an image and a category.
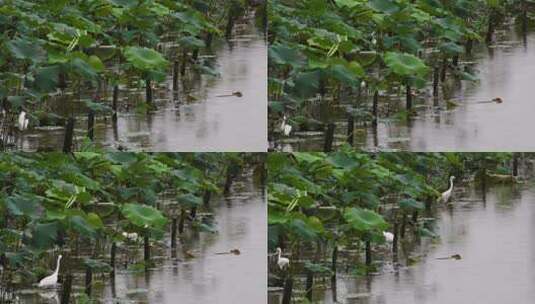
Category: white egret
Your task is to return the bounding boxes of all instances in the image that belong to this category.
[280,115,292,136]
[383,231,394,243]
[18,111,29,131]
[122,232,139,241]
[38,255,62,288]
[275,247,289,270]
[438,176,455,203]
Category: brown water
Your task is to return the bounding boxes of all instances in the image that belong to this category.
[19,15,267,152]
[270,182,535,304]
[276,28,535,152]
[16,172,266,304]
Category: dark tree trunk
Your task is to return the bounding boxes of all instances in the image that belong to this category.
[173,61,179,92]
[87,110,95,141]
[145,79,152,106]
[110,242,116,275]
[365,240,372,267]
[281,276,293,304]
[433,67,440,97]
[63,118,75,153]
[331,245,338,303]
[393,221,399,260]
[171,217,178,248]
[372,90,379,127]
[203,190,212,207]
[323,123,335,152]
[144,234,150,264]
[61,274,73,304]
[441,58,448,82]
[406,85,412,111]
[513,153,519,177]
[346,114,354,145]
[85,266,92,296]
[305,270,314,301]
[178,209,186,234]
[112,85,119,123]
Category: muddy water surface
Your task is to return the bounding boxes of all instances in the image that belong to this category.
[274,183,535,304]
[21,16,267,152]
[17,173,266,304]
[277,29,535,152]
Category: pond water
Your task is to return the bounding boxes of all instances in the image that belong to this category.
[16,172,266,304]
[20,13,267,152]
[276,28,535,152]
[271,181,535,304]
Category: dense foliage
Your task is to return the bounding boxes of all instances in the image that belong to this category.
[0,152,263,300]
[268,0,534,140]
[0,0,265,150]
[268,151,515,301]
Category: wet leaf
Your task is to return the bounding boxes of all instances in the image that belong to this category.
[121,203,167,229]
[123,47,168,72]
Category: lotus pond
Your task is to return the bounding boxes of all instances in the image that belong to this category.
[0,152,266,304]
[267,152,534,304]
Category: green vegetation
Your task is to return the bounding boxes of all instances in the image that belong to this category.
[268,151,518,303]
[0,152,265,302]
[268,0,534,147]
[0,0,266,150]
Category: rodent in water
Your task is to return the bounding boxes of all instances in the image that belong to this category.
[215,249,241,255]
[436,254,462,260]
[475,97,503,104]
[216,91,242,98]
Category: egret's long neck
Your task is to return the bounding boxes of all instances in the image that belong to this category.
[54,257,61,275]
[277,251,281,260]
[448,179,454,192]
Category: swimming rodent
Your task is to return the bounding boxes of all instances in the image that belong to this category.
[436,254,462,260]
[215,249,241,255]
[216,91,243,98]
[448,97,503,107]
[475,97,503,104]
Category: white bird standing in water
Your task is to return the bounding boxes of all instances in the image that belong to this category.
[275,247,289,270]
[383,231,394,243]
[438,176,455,203]
[17,111,29,130]
[38,255,62,288]
[280,115,292,136]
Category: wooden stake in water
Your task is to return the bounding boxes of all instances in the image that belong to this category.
[60,273,73,304]
[85,266,92,296]
[144,234,150,265]
[87,110,95,141]
[173,61,179,92]
[331,245,338,303]
[63,118,75,153]
[324,123,335,152]
[281,276,293,304]
[112,85,119,123]
[171,218,178,248]
[346,114,354,146]
[110,242,116,276]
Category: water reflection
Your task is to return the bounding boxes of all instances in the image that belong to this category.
[21,15,267,152]
[270,183,535,304]
[100,177,266,304]
[278,29,535,152]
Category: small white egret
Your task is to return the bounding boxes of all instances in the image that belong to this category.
[438,176,456,203]
[383,231,394,243]
[38,255,62,288]
[122,232,139,241]
[280,115,292,136]
[17,111,29,131]
[276,247,289,270]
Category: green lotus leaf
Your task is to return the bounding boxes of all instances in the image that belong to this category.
[384,52,429,77]
[123,47,169,71]
[121,203,167,229]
